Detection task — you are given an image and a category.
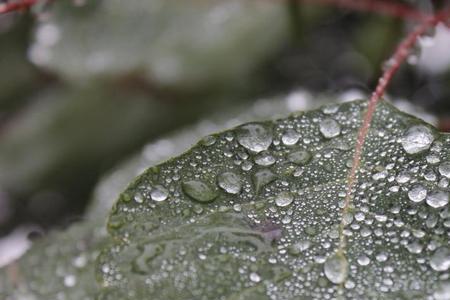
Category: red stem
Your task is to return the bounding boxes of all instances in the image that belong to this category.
[0,0,38,14]
[341,7,450,244]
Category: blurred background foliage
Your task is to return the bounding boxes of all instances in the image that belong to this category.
[0,0,449,248]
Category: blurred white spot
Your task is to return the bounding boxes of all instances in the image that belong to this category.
[338,89,366,102]
[285,89,313,111]
[0,226,35,267]
[418,24,450,74]
[35,23,61,47]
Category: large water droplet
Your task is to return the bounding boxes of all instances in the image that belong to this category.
[275,191,294,207]
[319,118,341,138]
[426,190,449,208]
[430,247,450,271]
[288,150,312,165]
[439,162,450,179]
[254,152,276,166]
[281,129,300,146]
[253,169,277,193]
[217,171,242,194]
[324,253,348,284]
[151,185,169,202]
[236,124,272,153]
[434,281,450,300]
[182,180,218,203]
[401,125,434,154]
[408,184,427,203]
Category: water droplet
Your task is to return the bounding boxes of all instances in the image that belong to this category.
[249,272,261,283]
[275,191,294,207]
[217,171,242,194]
[288,150,312,165]
[440,162,450,179]
[322,104,339,114]
[324,253,348,284]
[434,281,450,300]
[408,184,427,203]
[253,169,276,193]
[430,247,450,271]
[254,152,276,166]
[182,180,218,203]
[319,118,341,138]
[288,240,311,256]
[63,274,77,287]
[236,124,272,153]
[426,190,449,208]
[151,185,169,202]
[281,129,300,146]
[401,125,434,154]
[357,255,371,266]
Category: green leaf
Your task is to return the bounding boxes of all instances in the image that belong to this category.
[3,100,450,299]
[30,0,288,90]
[0,221,107,299]
[101,100,450,299]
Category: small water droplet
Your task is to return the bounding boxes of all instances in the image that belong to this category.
[217,171,242,194]
[319,118,341,138]
[151,185,169,202]
[408,184,427,203]
[249,272,261,283]
[288,150,312,165]
[236,124,273,153]
[426,190,449,208]
[401,125,434,154]
[182,180,218,203]
[63,275,77,287]
[275,192,294,207]
[357,255,370,266]
[324,253,348,284]
[288,240,311,256]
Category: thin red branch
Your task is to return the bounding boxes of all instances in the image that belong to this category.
[299,0,431,22]
[0,0,38,14]
[339,7,450,251]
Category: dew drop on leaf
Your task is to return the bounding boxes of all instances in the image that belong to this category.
[319,118,341,138]
[182,180,218,203]
[288,150,311,165]
[252,169,276,193]
[150,185,169,202]
[426,190,449,208]
[439,162,450,179]
[281,129,300,146]
[275,191,294,207]
[430,247,450,271]
[401,125,434,154]
[408,184,427,203]
[434,281,450,300]
[217,171,242,194]
[324,253,348,284]
[236,123,273,153]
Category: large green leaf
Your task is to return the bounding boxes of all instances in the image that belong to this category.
[102,100,450,299]
[30,0,288,91]
[2,100,450,299]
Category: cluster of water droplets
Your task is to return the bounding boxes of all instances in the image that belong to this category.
[98,101,450,299]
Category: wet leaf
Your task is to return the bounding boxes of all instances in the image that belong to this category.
[102,100,450,299]
[2,100,450,299]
